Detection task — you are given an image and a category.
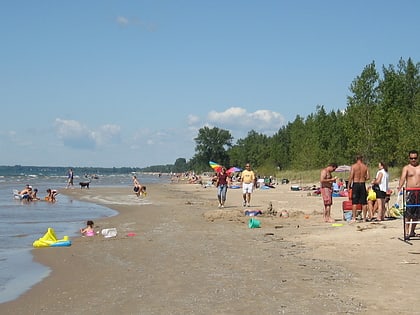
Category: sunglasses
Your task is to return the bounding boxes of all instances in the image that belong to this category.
[409,157,418,160]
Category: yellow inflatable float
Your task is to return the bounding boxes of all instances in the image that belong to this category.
[33,228,72,248]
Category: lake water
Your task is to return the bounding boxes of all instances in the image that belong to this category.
[0,172,168,303]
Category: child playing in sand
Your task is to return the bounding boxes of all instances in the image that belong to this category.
[133,175,147,197]
[80,220,95,237]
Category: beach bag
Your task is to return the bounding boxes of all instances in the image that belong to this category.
[367,189,376,201]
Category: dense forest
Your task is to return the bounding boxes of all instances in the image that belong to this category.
[183,58,420,174]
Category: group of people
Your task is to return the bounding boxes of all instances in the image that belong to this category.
[320,150,420,239]
[18,184,58,202]
[320,156,390,224]
[213,163,257,208]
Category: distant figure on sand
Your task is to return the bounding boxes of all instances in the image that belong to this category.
[320,163,338,223]
[348,155,370,223]
[133,175,146,197]
[80,220,95,237]
[66,168,74,189]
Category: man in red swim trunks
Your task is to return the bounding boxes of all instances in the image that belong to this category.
[348,155,370,223]
[320,163,338,223]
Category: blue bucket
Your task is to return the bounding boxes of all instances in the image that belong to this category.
[344,211,352,222]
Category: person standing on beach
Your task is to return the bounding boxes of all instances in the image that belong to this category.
[348,155,370,223]
[397,150,420,239]
[66,168,74,189]
[215,167,231,208]
[320,163,338,223]
[240,163,256,207]
[371,161,389,221]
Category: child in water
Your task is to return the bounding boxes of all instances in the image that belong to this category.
[80,220,95,237]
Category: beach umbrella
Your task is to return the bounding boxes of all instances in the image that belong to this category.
[209,161,222,173]
[335,165,351,172]
[227,166,242,174]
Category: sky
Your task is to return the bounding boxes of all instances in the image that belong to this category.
[1,1,419,168]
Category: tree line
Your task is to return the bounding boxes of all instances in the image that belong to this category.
[183,58,419,174]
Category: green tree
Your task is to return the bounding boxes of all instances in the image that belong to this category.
[343,61,380,164]
[192,126,233,171]
[173,158,187,173]
[270,126,291,170]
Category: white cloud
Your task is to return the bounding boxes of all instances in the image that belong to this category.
[54,119,121,150]
[208,107,247,123]
[187,114,200,125]
[115,15,157,32]
[92,124,121,146]
[205,107,286,136]
[116,16,129,26]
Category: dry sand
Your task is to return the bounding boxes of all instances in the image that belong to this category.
[1,182,419,314]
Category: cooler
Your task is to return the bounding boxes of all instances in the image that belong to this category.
[342,200,362,220]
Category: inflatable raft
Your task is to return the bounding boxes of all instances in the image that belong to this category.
[33,227,72,248]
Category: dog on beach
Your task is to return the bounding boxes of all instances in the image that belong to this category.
[79,181,90,189]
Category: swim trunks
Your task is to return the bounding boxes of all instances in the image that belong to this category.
[321,187,332,206]
[406,190,420,219]
[351,182,367,205]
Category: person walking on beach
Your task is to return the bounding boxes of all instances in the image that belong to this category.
[320,163,338,223]
[397,150,420,239]
[348,155,370,223]
[66,168,74,189]
[240,163,256,207]
[215,167,231,208]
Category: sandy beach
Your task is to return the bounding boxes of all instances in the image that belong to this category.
[1,182,419,314]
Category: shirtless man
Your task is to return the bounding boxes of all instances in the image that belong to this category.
[397,150,420,239]
[19,185,32,201]
[348,155,370,223]
[320,163,338,223]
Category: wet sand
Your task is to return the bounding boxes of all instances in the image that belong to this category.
[1,182,419,314]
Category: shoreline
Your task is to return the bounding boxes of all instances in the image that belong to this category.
[1,183,419,314]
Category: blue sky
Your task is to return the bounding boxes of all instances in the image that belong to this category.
[1,1,418,168]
